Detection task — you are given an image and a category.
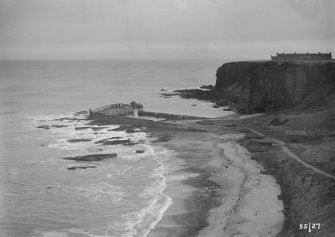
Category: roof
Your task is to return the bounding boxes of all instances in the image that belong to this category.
[277,52,331,56]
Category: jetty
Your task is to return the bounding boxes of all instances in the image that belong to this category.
[88,102,207,122]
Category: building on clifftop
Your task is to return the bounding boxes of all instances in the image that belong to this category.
[271,52,332,61]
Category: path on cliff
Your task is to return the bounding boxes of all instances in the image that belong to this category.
[244,127,335,180]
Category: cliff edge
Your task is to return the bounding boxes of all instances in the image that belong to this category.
[215,61,335,113]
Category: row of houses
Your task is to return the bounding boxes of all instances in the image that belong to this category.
[271,52,332,61]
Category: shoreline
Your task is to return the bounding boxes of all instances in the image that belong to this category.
[88,112,285,236]
[87,98,335,237]
[198,133,283,237]
[159,81,335,236]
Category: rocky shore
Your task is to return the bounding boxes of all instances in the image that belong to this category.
[85,108,284,236]
[79,60,335,236]
[83,93,335,236]
[163,61,335,115]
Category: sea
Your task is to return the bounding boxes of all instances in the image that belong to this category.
[0,59,230,237]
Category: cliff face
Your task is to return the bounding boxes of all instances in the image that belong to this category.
[215,61,335,113]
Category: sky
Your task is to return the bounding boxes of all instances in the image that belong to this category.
[0,0,334,60]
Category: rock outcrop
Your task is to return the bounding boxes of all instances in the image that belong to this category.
[67,166,96,170]
[215,61,335,113]
[63,153,117,161]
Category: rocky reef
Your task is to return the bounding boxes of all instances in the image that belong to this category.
[215,61,335,113]
[63,154,117,161]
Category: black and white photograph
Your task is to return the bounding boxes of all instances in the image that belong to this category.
[0,0,334,236]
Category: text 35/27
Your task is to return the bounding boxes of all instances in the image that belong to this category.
[299,223,320,233]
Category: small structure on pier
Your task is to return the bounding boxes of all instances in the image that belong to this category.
[271,52,332,62]
[130,101,144,118]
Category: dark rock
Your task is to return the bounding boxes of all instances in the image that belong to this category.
[223,123,237,127]
[196,121,214,125]
[37,125,50,129]
[67,166,96,170]
[87,120,112,126]
[269,118,281,126]
[51,125,68,128]
[46,186,56,189]
[75,127,90,130]
[200,85,215,90]
[55,117,84,122]
[63,154,117,161]
[110,136,123,139]
[94,139,136,146]
[192,104,197,106]
[67,139,92,143]
[270,117,288,126]
[91,127,108,131]
[169,88,234,109]
[212,105,220,108]
[136,150,145,153]
[110,125,130,131]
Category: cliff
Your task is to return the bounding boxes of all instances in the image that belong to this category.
[215,61,335,113]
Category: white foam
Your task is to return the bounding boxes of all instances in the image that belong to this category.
[103,146,174,237]
[58,182,125,202]
[166,173,200,182]
[27,112,175,237]
[29,112,153,160]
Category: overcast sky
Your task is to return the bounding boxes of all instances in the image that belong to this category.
[0,0,334,59]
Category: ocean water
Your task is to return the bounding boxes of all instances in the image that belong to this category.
[0,59,229,237]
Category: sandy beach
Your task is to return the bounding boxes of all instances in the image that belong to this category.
[84,96,335,237]
[199,133,283,237]
[87,112,285,237]
[142,119,284,237]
